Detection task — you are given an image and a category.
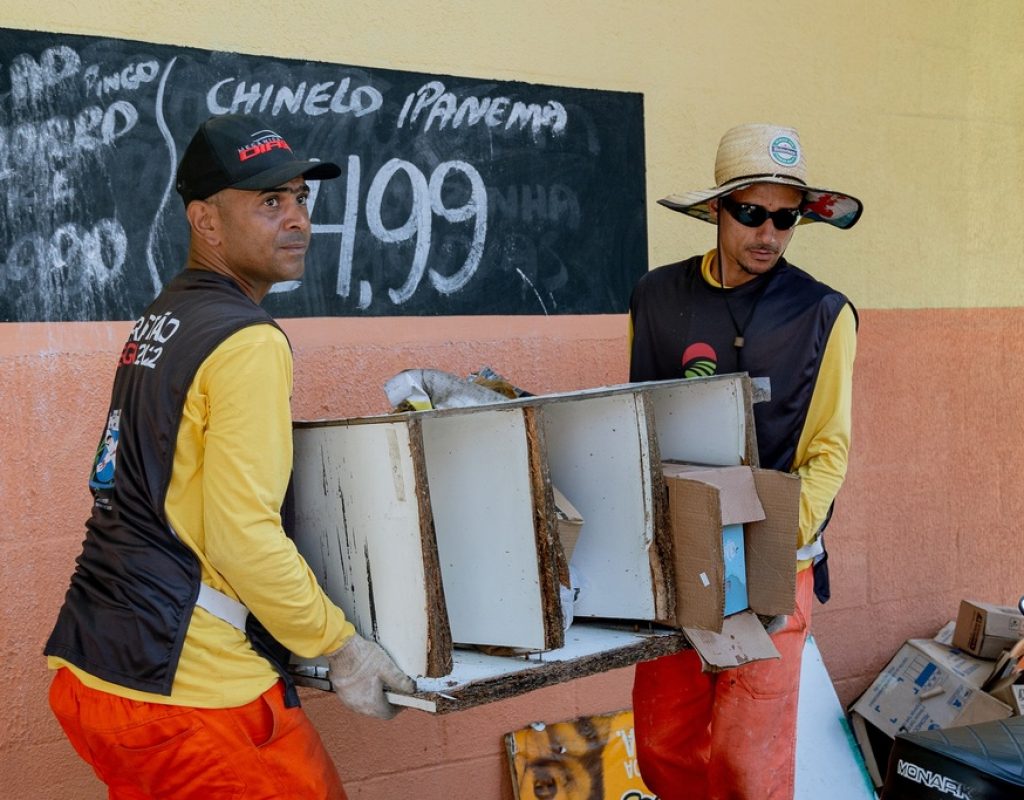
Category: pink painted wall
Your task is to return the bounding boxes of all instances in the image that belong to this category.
[5,307,1024,797]
[816,308,1024,703]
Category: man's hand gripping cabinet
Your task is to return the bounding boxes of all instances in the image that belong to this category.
[327,633,415,720]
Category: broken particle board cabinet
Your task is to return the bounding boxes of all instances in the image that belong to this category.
[540,376,755,625]
[289,374,758,712]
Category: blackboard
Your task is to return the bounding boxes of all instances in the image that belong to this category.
[0,29,647,322]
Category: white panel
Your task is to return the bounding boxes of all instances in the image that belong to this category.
[292,422,432,677]
[542,393,656,620]
[648,378,748,466]
[796,636,878,799]
[421,409,546,648]
[292,624,684,712]
[413,624,673,693]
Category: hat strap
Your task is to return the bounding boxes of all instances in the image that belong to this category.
[721,172,808,188]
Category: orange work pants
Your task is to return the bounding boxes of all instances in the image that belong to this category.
[632,567,814,800]
[49,669,347,800]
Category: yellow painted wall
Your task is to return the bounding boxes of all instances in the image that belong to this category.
[6,0,1024,310]
[6,4,1024,798]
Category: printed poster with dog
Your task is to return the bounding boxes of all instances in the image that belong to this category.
[506,710,656,799]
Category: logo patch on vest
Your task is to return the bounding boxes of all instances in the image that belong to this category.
[682,342,718,378]
[89,409,121,490]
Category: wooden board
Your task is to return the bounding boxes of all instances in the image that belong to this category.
[645,376,756,467]
[292,622,688,714]
[540,391,666,621]
[420,406,563,650]
[291,419,452,677]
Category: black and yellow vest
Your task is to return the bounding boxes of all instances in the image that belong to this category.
[629,254,851,474]
[45,269,298,704]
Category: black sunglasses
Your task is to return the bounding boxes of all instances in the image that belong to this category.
[720,196,802,231]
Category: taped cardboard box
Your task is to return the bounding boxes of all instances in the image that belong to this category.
[849,637,1013,786]
[662,464,800,670]
[953,599,1024,659]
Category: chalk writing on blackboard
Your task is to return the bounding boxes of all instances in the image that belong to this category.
[0,30,647,322]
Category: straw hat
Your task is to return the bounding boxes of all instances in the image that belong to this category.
[658,123,863,229]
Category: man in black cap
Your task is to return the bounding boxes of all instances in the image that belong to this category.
[45,114,413,799]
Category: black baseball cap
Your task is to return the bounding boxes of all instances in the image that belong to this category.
[175,113,341,206]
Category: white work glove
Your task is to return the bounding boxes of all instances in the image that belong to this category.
[327,634,416,720]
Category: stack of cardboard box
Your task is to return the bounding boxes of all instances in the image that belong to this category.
[849,599,1024,788]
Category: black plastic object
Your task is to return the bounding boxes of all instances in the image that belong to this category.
[880,715,1024,799]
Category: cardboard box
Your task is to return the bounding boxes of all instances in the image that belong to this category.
[953,599,1024,659]
[849,637,1013,786]
[552,486,584,561]
[990,683,1024,715]
[933,619,955,645]
[662,464,801,670]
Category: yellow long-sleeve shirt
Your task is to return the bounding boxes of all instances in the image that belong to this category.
[51,324,354,707]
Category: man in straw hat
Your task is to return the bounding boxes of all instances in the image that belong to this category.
[629,122,862,799]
